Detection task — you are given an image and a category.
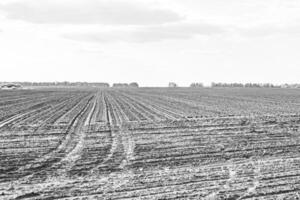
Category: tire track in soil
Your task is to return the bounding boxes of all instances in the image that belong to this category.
[0,95,83,178]
[89,93,135,175]
[65,93,115,177]
[52,93,98,178]
[10,91,136,199]
[14,95,95,183]
[62,93,115,176]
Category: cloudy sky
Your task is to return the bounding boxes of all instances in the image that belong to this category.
[0,0,299,86]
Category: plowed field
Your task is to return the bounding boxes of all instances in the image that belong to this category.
[1,88,300,199]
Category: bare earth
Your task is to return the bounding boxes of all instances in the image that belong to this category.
[1,88,300,199]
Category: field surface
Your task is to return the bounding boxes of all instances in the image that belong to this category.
[1,88,300,199]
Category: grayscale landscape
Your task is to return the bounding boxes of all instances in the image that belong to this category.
[1,87,300,199]
[1,0,300,199]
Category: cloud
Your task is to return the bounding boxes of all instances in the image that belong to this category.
[0,0,182,25]
[62,20,300,44]
[237,23,300,38]
[63,22,226,43]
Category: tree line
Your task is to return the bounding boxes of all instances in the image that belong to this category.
[1,81,300,88]
[169,82,300,88]
[211,83,300,88]
[0,82,139,88]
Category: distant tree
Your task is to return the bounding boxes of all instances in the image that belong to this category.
[0,83,22,90]
[281,84,300,88]
[231,83,244,87]
[211,82,244,88]
[168,82,178,87]
[262,83,275,88]
[17,82,110,87]
[190,83,203,87]
[113,83,129,88]
[211,82,283,88]
[93,83,110,87]
[129,82,139,87]
[245,83,261,88]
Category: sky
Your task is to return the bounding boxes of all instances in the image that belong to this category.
[0,0,299,87]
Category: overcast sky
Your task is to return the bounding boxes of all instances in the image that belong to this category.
[0,0,299,86]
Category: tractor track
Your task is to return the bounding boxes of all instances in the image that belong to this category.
[12,95,95,183]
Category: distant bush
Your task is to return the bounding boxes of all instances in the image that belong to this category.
[112,82,139,88]
[211,83,244,88]
[190,83,203,87]
[168,82,178,87]
[129,82,139,87]
[211,82,286,88]
[279,84,300,88]
[244,83,278,88]
[113,83,129,88]
[0,83,22,90]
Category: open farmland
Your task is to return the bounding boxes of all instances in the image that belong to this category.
[1,87,300,199]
